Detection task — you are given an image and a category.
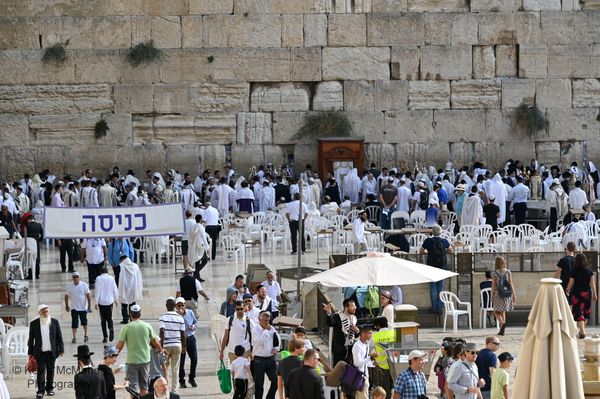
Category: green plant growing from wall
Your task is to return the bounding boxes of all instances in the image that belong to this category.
[294,110,353,140]
[42,40,69,65]
[514,103,547,136]
[126,40,163,67]
[94,119,109,140]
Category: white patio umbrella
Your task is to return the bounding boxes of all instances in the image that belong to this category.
[300,252,457,287]
[512,278,584,398]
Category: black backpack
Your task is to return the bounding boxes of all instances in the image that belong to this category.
[419,191,429,210]
[497,272,513,298]
[427,237,447,269]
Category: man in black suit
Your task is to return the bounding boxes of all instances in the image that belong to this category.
[28,304,64,399]
[24,214,43,279]
[141,377,180,399]
[73,345,106,399]
[287,349,326,399]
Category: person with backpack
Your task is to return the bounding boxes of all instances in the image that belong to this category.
[420,225,452,314]
[490,256,516,336]
[219,300,254,363]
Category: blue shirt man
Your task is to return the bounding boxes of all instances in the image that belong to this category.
[177,297,199,388]
[107,238,135,287]
[393,350,427,399]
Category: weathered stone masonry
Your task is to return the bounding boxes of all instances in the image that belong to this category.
[1,0,600,178]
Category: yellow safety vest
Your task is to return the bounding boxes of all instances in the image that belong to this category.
[372,328,396,370]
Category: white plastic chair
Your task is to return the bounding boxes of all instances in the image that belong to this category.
[346,209,360,223]
[440,291,472,334]
[221,235,243,263]
[391,210,410,229]
[409,210,426,228]
[408,233,428,254]
[3,327,29,378]
[6,247,25,280]
[479,288,494,329]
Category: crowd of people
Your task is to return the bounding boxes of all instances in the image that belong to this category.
[10,157,599,399]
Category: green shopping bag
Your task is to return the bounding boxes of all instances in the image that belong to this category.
[217,360,232,394]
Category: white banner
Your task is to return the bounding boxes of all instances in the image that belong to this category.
[43,203,185,238]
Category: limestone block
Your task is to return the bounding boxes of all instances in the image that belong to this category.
[282,15,304,47]
[313,81,344,111]
[434,110,486,141]
[0,17,39,49]
[237,112,273,144]
[541,11,600,45]
[189,0,234,14]
[160,49,213,82]
[272,112,307,144]
[496,45,517,77]
[344,81,375,111]
[548,45,591,78]
[470,0,521,11]
[451,80,501,109]
[199,145,227,173]
[449,142,476,166]
[120,50,162,83]
[408,0,468,11]
[473,46,496,79]
[421,46,472,80]
[322,47,390,80]
[0,148,35,181]
[560,141,586,167]
[142,0,188,15]
[501,79,536,108]
[212,48,292,82]
[366,144,397,167]
[10,50,76,84]
[203,15,281,48]
[523,0,560,10]
[346,112,386,143]
[327,14,366,47]
[374,81,409,111]
[151,16,181,48]
[484,109,517,141]
[165,145,200,172]
[391,46,420,80]
[535,141,560,165]
[73,50,121,83]
[408,81,450,109]
[98,113,133,146]
[130,16,152,44]
[233,0,328,13]
[263,145,288,169]
[232,144,264,173]
[367,14,424,46]
[372,0,408,12]
[114,84,154,113]
[561,0,581,9]
[475,141,534,164]
[0,84,113,115]
[304,14,327,47]
[0,114,29,146]
[547,108,600,140]
[516,12,542,44]
[38,16,94,49]
[92,17,131,49]
[573,80,600,107]
[293,144,317,175]
[594,45,600,77]
[518,45,548,78]
[134,114,237,144]
[535,79,571,109]
[250,83,310,112]
[424,13,478,45]
[478,13,517,45]
[290,47,322,81]
[35,147,65,177]
[580,0,600,8]
[181,17,202,48]
[29,113,98,145]
[154,83,190,114]
[397,142,449,168]
[385,110,434,142]
[189,82,249,113]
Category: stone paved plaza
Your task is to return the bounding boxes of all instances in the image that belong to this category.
[4,242,596,398]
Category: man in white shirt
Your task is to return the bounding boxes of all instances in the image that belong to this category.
[219,300,255,362]
[260,271,283,319]
[50,184,64,207]
[352,326,377,399]
[202,202,221,260]
[94,267,119,343]
[361,172,378,203]
[352,211,368,253]
[80,238,107,290]
[252,311,280,399]
[510,176,530,225]
[397,179,412,213]
[64,272,92,344]
[182,210,197,268]
[286,193,308,255]
[79,179,99,208]
[568,180,588,210]
[159,297,186,395]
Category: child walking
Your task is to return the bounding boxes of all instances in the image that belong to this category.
[231,345,251,399]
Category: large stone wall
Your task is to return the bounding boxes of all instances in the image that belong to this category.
[1,0,600,178]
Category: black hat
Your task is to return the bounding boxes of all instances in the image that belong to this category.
[74,345,94,359]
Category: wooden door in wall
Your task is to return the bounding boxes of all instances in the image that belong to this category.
[317,138,364,185]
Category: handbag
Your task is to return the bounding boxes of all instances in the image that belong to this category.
[26,356,37,373]
[217,360,232,394]
[340,363,366,392]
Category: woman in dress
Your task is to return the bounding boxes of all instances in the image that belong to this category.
[566,253,597,338]
[491,256,516,336]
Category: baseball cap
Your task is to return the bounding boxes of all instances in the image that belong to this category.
[130,304,141,312]
[72,271,80,277]
[243,293,253,300]
[103,346,118,358]
[408,350,425,360]
[498,352,515,362]
[176,297,185,305]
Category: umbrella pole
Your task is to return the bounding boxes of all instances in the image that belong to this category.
[297,180,303,310]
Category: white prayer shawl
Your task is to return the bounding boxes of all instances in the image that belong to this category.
[193,176,205,193]
[343,168,362,203]
[98,184,117,207]
[547,188,569,219]
[118,258,143,304]
[299,183,311,203]
[338,311,357,347]
[587,174,596,203]
[189,223,208,265]
[259,186,275,212]
[123,174,141,188]
[309,183,321,208]
[229,190,239,213]
[255,295,272,312]
[80,186,99,208]
[234,177,245,192]
[252,183,262,209]
[461,195,483,226]
[162,189,180,204]
[361,178,378,202]
[180,188,196,212]
[126,189,138,207]
[488,174,507,224]
[15,193,30,213]
[214,184,232,216]
[568,188,588,210]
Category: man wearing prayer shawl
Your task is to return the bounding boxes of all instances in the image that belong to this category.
[461,186,483,226]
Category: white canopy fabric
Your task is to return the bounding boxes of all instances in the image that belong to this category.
[301,252,457,287]
[512,278,584,399]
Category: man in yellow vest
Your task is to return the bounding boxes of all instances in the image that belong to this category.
[371,317,395,398]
